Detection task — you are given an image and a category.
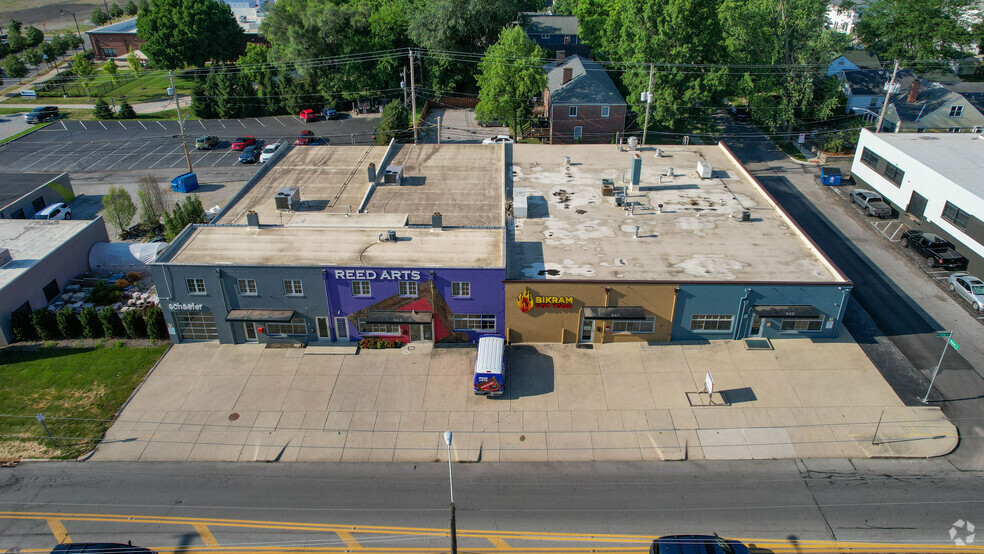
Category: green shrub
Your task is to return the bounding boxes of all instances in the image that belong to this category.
[80,306,102,338]
[86,281,123,306]
[31,308,60,340]
[56,306,83,338]
[125,271,142,283]
[10,309,37,342]
[358,337,403,349]
[117,99,137,119]
[121,309,146,339]
[98,307,124,337]
[94,97,114,119]
[144,306,168,340]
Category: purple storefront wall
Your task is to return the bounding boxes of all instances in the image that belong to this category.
[324,266,506,343]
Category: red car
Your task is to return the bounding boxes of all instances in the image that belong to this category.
[231,136,256,150]
[299,109,317,122]
[295,130,314,145]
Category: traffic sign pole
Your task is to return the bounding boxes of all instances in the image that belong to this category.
[922,332,956,403]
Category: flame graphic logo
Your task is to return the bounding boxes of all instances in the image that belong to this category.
[517,288,534,313]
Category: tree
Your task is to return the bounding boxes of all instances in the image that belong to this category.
[8,19,22,33]
[375,100,409,144]
[10,308,37,342]
[856,0,975,61]
[92,7,111,26]
[137,0,151,14]
[3,55,29,82]
[117,99,137,118]
[137,174,169,227]
[121,309,147,338]
[56,307,83,338]
[162,195,206,240]
[22,48,44,72]
[80,306,103,338]
[98,307,124,337]
[71,51,96,96]
[0,42,8,59]
[63,31,84,51]
[24,25,44,47]
[50,34,68,57]
[7,27,26,52]
[137,0,245,69]
[104,58,119,86]
[102,185,136,235]
[31,308,60,341]
[125,47,143,78]
[109,2,125,18]
[475,26,547,136]
[94,97,115,119]
[125,0,139,15]
[39,41,58,67]
[144,307,168,340]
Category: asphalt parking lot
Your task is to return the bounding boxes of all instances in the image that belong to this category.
[0,114,380,173]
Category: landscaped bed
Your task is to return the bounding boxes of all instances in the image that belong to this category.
[0,343,168,461]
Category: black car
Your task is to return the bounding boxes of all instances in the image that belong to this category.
[50,542,156,553]
[25,106,59,124]
[321,107,340,120]
[729,106,749,121]
[651,534,749,554]
[239,144,261,163]
[900,229,969,270]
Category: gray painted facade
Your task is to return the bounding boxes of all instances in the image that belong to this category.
[671,283,852,342]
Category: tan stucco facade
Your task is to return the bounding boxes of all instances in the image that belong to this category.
[504,282,676,344]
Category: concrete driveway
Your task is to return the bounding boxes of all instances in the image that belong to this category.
[91,331,956,463]
[423,107,510,144]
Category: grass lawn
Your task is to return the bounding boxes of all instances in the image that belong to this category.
[0,344,168,460]
[0,122,52,146]
[7,69,196,105]
[775,139,807,161]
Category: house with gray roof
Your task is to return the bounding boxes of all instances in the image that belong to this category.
[543,55,626,144]
[826,49,881,76]
[883,80,984,133]
[520,13,581,54]
[836,68,916,115]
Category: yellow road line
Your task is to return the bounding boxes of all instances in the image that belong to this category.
[334,529,362,550]
[45,518,71,544]
[488,536,512,549]
[193,522,218,546]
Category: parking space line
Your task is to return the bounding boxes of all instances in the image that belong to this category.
[199,120,206,129]
[98,121,107,130]
[156,121,167,130]
[210,151,229,167]
[78,121,87,130]
[60,120,68,130]
[126,141,172,170]
[19,143,72,171]
[46,518,72,544]
[237,119,246,127]
[254,118,266,127]
[138,120,148,130]
[117,121,127,130]
[148,143,186,169]
[274,117,287,126]
[219,120,226,129]
[77,142,132,171]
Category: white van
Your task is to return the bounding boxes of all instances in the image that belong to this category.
[33,203,72,220]
[473,335,506,397]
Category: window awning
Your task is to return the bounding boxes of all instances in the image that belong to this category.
[582,306,647,320]
[365,310,433,324]
[753,305,821,318]
[225,309,295,322]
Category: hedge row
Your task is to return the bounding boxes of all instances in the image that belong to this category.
[10,306,168,342]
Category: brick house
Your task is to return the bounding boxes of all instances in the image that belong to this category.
[86,17,268,61]
[544,55,626,144]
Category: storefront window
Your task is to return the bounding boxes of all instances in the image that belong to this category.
[612,317,655,334]
[780,317,823,332]
[266,318,307,336]
[690,314,733,332]
[453,313,496,331]
[358,319,400,335]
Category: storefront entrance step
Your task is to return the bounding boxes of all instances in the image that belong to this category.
[305,342,359,355]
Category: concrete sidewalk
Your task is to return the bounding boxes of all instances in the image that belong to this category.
[1,96,188,114]
[90,331,957,463]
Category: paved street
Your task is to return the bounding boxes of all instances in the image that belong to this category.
[0,115,380,173]
[0,459,980,552]
[719,116,984,470]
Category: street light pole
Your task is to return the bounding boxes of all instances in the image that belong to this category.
[444,431,457,554]
[60,9,87,52]
[169,70,194,174]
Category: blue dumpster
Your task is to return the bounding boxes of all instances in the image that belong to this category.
[171,172,199,193]
[819,166,842,186]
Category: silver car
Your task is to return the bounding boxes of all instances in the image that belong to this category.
[948,272,984,311]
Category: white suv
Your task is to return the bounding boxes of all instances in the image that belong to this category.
[33,203,72,220]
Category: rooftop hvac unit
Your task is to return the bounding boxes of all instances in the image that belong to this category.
[514,187,528,218]
[627,136,639,150]
[275,186,300,211]
[383,165,404,185]
[697,160,713,179]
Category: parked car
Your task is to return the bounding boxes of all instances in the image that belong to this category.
[948,272,984,311]
[650,535,749,554]
[729,106,749,121]
[33,202,71,220]
[239,144,261,163]
[50,542,156,553]
[231,136,256,150]
[900,229,969,270]
[295,130,315,145]
[25,106,59,124]
[482,135,513,145]
[321,107,339,120]
[195,135,219,150]
[849,189,892,218]
[299,109,318,122]
[259,142,282,163]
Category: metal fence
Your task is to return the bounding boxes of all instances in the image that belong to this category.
[37,73,137,98]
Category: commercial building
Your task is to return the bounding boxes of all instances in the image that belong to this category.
[505,144,852,344]
[86,17,267,61]
[151,143,506,344]
[0,172,75,220]
[0,218,110,345]
[851,129,984,274]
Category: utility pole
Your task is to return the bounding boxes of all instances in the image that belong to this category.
[409,49,418,144]
[437,116,441,144]
[170,70,193,174]
[642,64,654,145]
[401,66,408,106]
[875,60,899,133]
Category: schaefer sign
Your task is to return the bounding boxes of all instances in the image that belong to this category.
[517,287,574,313]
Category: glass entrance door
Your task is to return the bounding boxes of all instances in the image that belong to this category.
[749,315,764,337]
[579,317,594,343]
[244,322,258,342]
[316,317,330,340]
[334,317,349,341]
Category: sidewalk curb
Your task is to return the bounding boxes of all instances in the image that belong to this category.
[0,120,54,148]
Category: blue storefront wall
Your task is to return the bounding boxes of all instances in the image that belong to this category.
[672,283,853,341]
[325,266,506,343]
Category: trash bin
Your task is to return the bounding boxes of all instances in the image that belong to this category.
[171,172,199,193]
[819,166,842,186]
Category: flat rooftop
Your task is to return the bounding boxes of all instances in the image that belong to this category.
[219,144,503,227]
[508,144,843,282]
[163,225,503,268]
[0,219,96,290]
[863,132,984,198]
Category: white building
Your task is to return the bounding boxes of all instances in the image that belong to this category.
[220,0,274,32]
[826,0,867,34]
[851,129,984,274]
